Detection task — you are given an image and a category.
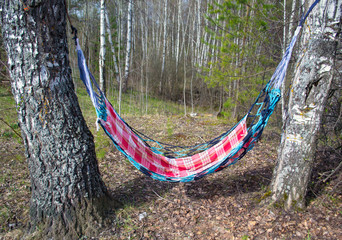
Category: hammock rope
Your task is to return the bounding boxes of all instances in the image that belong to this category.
[73,0,321,182]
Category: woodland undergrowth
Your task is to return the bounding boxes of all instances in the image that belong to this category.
[0,84,341,239]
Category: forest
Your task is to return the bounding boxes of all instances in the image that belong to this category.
[0,0,341,239]
[67,0,285,118]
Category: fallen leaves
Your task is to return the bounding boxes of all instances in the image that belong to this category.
[1,114,341,240]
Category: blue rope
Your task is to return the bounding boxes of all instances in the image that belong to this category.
[299,0,321,27]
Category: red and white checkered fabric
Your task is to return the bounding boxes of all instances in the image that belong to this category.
[100,99,247,178]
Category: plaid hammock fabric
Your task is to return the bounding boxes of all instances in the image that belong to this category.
[102,98,248,180]
[76,35,277,182]
[74,0,320,182]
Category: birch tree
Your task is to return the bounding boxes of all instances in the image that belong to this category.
[0,0,113,238]
[105,8,120,85]
[176,0,182,74]
[122,0,133,93]
[195,0,202,66]
[271,0,342,210]
[281,0,287,123]
[99,0,106,95]
[160,0,168,94]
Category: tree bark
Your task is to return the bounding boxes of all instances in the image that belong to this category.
[105,8,120,85]
[176,0,182,74]
[160,0,168,95]
[281,0,287,122]
[122,0,133,93]
[0,0,113,238]
[271,0,342,210]
[100,0,106,95]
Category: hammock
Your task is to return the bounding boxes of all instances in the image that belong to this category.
[74,0,320,182]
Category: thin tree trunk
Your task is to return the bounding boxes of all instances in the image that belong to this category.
[176,0,182,74]
[191,70,194,114]
[84,0,90,66]
[195,0,201,66]
[0,0,113,238]
[288,0,298,43]
[105,8,120,84]
[118,40,123,115]
[144,7,149,114]
[271,0,341,210]
[283,0,287,54]
[117,0,123,115]
[140,8,145,114]
[99,0,106,95]
[183,45,187,117]
[160,0,168,94]
[122,0,133,93]
[281,0,287,124]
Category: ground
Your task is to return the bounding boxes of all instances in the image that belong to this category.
[0,84,341,239]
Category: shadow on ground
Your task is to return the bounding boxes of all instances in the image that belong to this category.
[184,166,273,200]
[110,175,176,209]
[109,164,274,210]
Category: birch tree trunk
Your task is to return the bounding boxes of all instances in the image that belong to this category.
[0,0,113,238]
[160,0,168,94]
[195,0,201,66]
[140,6,145,114]
[288,0,297,42]
[105,8,120,84]
[271,0,342,210]
[123,0,133,93]
[176,0,182,74]
[84,0,90,65]
[99,0,106,95]
[183,53,187,117]
[281,0,287,125]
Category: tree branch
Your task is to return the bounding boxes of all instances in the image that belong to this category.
[0,117,22,139]
[323,158,342,183]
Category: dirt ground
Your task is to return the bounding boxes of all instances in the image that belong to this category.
[0,112,341,240]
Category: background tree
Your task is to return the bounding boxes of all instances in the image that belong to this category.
[99,0,107,95]
[0,0,113,238]
[270,0,342,210]
[204,0,281,119]
[65,0,284,117]
[122,0,133,93]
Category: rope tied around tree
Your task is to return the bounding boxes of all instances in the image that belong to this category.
[64,0,78,45]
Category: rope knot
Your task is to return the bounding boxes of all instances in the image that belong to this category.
[71,25,78,45]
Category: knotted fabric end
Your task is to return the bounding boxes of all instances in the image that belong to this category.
[96,118,101,131]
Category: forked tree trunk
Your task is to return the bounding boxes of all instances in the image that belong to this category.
[0,0,113,238]
[271,0,341,210]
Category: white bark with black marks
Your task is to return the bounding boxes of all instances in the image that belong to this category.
[160,0,168,94]
[123,0,133,93]
[0,0,112,237]
[271,0,342,210]
[100,0,106,95]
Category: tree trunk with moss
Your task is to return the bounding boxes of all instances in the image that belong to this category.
[271,0,341,210]
[0,0,113,238]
